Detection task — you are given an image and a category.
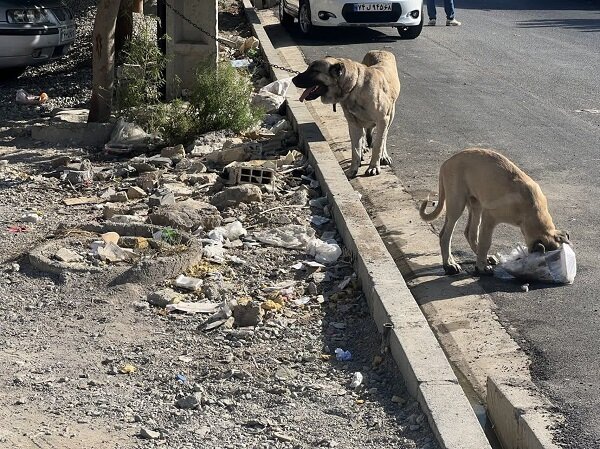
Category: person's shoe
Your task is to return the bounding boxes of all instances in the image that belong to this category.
[446,18,461,26]
[428,19,436,26]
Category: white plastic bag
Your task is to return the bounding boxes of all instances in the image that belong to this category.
[308,238,342,264]
[260,77,292,97]
[497,243,577,284]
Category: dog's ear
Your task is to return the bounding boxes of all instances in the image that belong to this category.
[329,62,344,78]
[556,230,570,244]
[531,242,546,254]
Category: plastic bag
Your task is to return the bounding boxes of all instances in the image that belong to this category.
[254,224,315,250]
[497,243,576,284]
[259,77,292,97]
[308,238,342,264]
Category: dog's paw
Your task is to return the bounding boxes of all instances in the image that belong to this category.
[443,263,462,275]
[487,255,500,266]
[380,154,392,166]
[474,265,494,276]
[365,165,381,176]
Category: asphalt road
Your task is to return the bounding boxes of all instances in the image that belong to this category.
[269,1,600,447]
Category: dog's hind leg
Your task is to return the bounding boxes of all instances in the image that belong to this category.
[380,104,395,166]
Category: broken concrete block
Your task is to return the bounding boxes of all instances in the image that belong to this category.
[148,190,176,207]
[174,274,203,291]
[147,199,221,231]
[54,248,83,263]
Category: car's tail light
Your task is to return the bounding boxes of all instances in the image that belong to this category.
[7,8,53,24]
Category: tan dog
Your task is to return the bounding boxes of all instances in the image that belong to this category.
[292,50,400,177]
[420,148,570,275]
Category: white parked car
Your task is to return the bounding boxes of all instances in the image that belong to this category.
[0,0,76,77]
[279,0,423,39]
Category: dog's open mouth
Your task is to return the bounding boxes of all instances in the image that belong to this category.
[299,84,326,102]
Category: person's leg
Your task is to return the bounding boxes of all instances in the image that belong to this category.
[426,0,437,20]
[444,0,455,19]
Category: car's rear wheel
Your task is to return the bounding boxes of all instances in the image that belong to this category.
[298,1,316,37]
[278,0,294,27]
[397,13,423,39]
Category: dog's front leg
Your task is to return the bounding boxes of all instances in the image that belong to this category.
[348,123,365,178]
[474,214,496,276]
[365,119,387,176]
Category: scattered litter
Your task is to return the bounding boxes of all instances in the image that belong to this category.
[120,363,137,374]
[208,220,247,243]
[335,348,352,361]
[166,301,220,314]
[575,108,600,114]
[20,213,41,224]
[497,243,577,284]
[310,215,330,226]
[231,58,251,68]
[16,89,48,105]
[174,274,203,291]
[349,372,363,389]
[176,373,187,383]
[292,296,310,306]
[260,77,292,97]
[521,283,529,293]
[255,224,315,250]
[308,238,342,264]
[7,225,28,233]
[309,197,329,208]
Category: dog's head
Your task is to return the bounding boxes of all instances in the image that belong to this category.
[292,57,347,104]
[530,230,571,253]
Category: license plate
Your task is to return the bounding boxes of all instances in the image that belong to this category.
[353,3,393,12]
[60,26,76,43]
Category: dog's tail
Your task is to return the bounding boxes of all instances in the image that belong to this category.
[419,175,445,221]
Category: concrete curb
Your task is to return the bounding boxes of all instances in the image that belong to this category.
[243,2,491,448]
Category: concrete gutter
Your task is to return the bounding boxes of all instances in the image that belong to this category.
[243,2,491,448]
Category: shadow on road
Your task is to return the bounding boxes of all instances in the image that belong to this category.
[458,0,599,11]
[517,18,600,32]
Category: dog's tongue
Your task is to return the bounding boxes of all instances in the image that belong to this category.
[299,86,316,102]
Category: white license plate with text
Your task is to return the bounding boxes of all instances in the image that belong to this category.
[60,26,76,43]
[353,3,393,12]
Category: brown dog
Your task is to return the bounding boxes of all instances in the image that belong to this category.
[420,148,570,275]
[292,50,400,177]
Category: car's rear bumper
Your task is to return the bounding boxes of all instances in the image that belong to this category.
[311,0,422,27]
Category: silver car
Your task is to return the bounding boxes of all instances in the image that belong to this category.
[0,0,76,76]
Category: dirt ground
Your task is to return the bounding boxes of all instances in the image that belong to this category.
[0,1,439,449]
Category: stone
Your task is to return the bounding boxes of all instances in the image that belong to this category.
[307,281,318,295]
[205,144,250,165]
[147,199,221,231]
[147,288,183,307]
[127,186,147,199]
[233,302,264,327]
[186,173,219,186]
[161,144,186,162]
[64,169,92,185]
[119,236,149,250]
[103,203,131,219]
[148,190,176,207]
[54,248,82,263]
[146,156,172,168]
[101,232,120,245]
[136,171,160,192]
[139,427,161,440]
[109,191,128,203]
[109,214,146,224]
[174,274,203,291]
[20,213,41,223]
[175,393,202,410]
[130,162,157,173]
[51,156,71,168]
[251,90,285,113]
[210,185,262,210]
[189,144,217,157]
[97,243,136,263]
[162,182,193,197]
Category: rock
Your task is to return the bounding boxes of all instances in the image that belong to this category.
[54,248,83,263]
[391,395,406,404]
[20,213,41,223]
[64,169,92,184]
[130,161,157,174]
[210,185,262,210]
[136,171,160,192]
[146,156,172,169]
[175,393,202,410]
[119,236,149,250]
[97,242,136,263]
[186,173,219,186]
[147,288,183,307]
[233,302,264,327]
[148,190,176,207]
[162,182,193,197]
[205,143,250,165]
[109,191,128,203]
[187,160,207,173]
[139,427,161,440]
[174,274,203,291]
[161,144,186,162]
[51,156,71,168]
[103,203,131,219]
[147,199,221,231]
[101,232,120,245]
[189,144,217,157]
[109,214,146,224]
[251,91,285,113]
[307,281,318,295]
[127,186,147,199]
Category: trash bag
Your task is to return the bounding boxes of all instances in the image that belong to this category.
[497,243,577,284]
[260,77,292,97]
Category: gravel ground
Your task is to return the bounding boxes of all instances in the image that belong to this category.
[0,2,440,448]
